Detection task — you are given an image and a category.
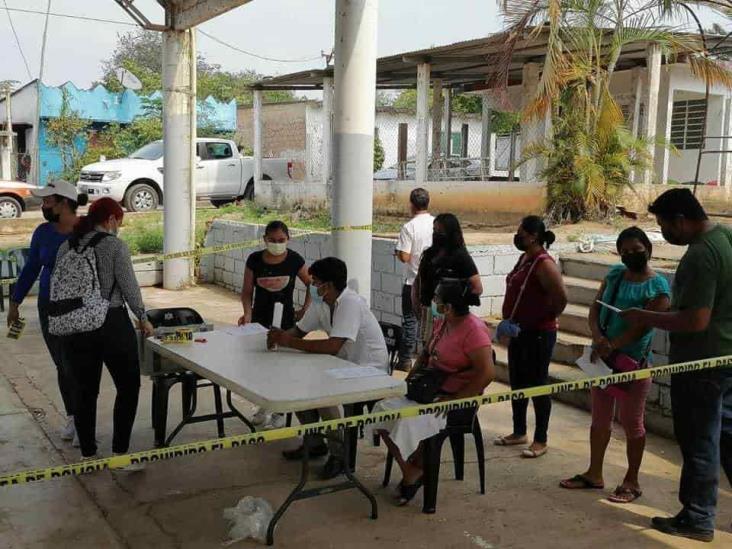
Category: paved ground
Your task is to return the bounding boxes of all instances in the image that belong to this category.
[1,284,730,549]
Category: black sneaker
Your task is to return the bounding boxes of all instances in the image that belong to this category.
[319,456,352,480]
[281,443,328,461]
[651,516,714,542]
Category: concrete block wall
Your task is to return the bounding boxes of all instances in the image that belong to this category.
[200,221,538,326]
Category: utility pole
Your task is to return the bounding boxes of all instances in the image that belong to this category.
[1,83,15,180]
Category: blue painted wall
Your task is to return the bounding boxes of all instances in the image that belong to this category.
[38,82,237,186]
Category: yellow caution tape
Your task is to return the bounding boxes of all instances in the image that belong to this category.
[0,224,373,287]
[2,354,730,487]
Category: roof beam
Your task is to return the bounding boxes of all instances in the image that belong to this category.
[170,0,253,30]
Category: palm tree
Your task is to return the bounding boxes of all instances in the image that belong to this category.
[497,0,732,221]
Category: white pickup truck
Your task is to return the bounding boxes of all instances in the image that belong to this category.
[77,138,292,212]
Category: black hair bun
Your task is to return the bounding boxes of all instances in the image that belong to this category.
[544,230,556,248]
[76,193,89,207]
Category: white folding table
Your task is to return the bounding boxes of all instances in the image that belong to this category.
[146,330,406,545]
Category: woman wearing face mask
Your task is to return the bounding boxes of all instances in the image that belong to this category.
[239,220,311,429]
[494,216,567,458]
[560,227,670,503]
[56,197,154,463]
[6,180,88,445]
[413,213,482,349]
[370,278,495,505]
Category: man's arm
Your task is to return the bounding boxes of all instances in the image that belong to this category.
[620,307,711,333]
[276,332,347,355]
[396,250,411,264]
[395,224,413,264]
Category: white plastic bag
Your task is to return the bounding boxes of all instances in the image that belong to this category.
[223,496,274,545]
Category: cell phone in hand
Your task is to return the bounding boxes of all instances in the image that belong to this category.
[7,318,26,340]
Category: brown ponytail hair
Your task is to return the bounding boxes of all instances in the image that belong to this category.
[74,197,124,237]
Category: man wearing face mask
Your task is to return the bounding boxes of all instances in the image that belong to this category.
[268,257,388,479]
[621,188,732,542]
[7,180,87,446]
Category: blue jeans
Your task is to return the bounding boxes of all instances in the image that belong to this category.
[671,370,732,530]
[398,284,417,361]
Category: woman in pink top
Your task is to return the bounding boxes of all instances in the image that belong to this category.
[371,279,495,505]
[494,216,567,458]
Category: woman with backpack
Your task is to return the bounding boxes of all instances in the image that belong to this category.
[6,181,87,445]
[53,197,154,462]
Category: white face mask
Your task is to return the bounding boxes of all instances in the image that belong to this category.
[266,241,287,256]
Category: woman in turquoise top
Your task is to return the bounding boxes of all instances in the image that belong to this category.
[561,227,670,503]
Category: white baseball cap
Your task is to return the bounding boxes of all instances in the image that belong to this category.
[32,180,80,202]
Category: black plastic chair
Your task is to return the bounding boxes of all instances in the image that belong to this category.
[379,321,402,375]
[382,407,485,514]
[0,250,22,312]
[146,307,248,446]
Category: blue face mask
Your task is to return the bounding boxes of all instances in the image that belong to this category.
[310,284,324,304]
[431,301,445,320]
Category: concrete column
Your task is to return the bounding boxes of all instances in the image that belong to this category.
[643,43,662,185]
[332,0,378,301]
[431,79,443,159]
[415,62,430,184]
[520,63,546,184]
[443,89,452,156]
[481,91,493,179]
[721,97,732,186]
[162,29,195,289]
[630,68,643,184]
[252,88,263,184]
[322,76,334,185]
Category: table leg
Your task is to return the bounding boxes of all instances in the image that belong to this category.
[342,426,378,520]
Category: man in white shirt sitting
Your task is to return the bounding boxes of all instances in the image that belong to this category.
[395,188,434,371]
[268,257,388,479]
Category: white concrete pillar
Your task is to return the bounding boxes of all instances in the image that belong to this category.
[415,62,430,184]
[332,0,378,301]
[481,91,493,179]
[443,89,453,157]
[721,97,732,186]
[162,29,195,289]
[252,89,263,184]
[322,76,334,185]
[643,44,662,185]
[520,63,546,184]
[431,79,443,159]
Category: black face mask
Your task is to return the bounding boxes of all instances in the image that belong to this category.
[622,251,648,272]
[42,207,60,223]
[432,232,448,248]
[513,233,527,252]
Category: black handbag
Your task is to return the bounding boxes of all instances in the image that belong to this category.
[406,322,448,404]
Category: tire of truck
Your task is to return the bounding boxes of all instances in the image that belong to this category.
[0,196,23,219]
[242,174,272,201]
[210,199,235,208]
[124,182,160,212]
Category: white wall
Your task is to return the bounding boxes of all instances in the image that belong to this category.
[0,83,38,125]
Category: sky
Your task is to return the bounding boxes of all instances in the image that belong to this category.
[0,1,729,91]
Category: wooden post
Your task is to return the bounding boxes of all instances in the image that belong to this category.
[460,123,469,158]
[397,122,408,179]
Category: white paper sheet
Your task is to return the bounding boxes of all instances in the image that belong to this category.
[221,323,268,337]
[325,366,386,380]
[575,346,613,377]
[596,300,623,314]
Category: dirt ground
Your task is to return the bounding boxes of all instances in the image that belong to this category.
[1,284,730,549]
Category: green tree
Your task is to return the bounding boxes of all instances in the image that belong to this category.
[373,134,385,171]
[45,88,90,182]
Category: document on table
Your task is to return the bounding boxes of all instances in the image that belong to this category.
[576,346,613,377]
[221,323,268,337]
[326,366,386,380]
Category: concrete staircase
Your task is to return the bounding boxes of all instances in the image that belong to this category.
[488,253,619,411]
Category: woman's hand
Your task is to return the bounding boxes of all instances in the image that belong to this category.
[139,319,155,338]
[238,311,252,326]
[591,336,612,362]
[6,302,19,327]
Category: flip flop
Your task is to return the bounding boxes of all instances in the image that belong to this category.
[521,447,548,459]
[607,485,642,503]
[560,474,605,490]
[397,478,423,506]
[493,435,528,446]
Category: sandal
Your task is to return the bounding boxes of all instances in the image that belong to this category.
[560,474,605,490]
[521,447,548,459]
[493,435,528,446]
[397,478,423,506]
[607,485,642,503]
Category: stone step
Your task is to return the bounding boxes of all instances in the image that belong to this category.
[563,276,601,307]
[560,254,614,282]
[559,303,593,338]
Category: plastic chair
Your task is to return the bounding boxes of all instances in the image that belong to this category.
[0,250,20,312]
[379,321,402,375]
[382,407,485,514]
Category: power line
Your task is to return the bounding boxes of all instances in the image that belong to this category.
[3,6,323,64]
[3,1,33,80]
[197,29,322,64]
